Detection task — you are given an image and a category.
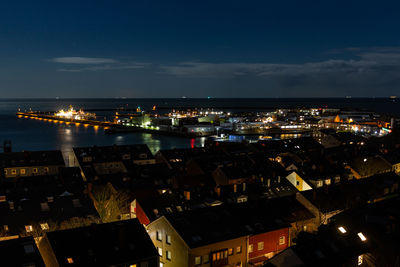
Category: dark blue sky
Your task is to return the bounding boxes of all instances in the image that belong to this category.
[1,0,400,97]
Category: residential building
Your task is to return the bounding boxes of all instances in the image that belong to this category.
[38,219,159,267]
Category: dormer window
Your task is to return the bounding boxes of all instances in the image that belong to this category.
[40,203,49,211]
[40,223,49,231]
[47,196,54,202]
[72,199,82,208]
[122,154,131,160]
[67,258,74,264]
[32,168,38,174]
[83,156,92,162]
[25,225,33,233]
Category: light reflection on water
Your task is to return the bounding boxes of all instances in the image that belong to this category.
[5,115,205,159]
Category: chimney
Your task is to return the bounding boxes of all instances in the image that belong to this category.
[267,179,271,187]
[3,140,11,153]
[233,184,237,193]
[184,191,190,201]
[243,182,246,192]
[215,187,221,197]
[278,176,281,183]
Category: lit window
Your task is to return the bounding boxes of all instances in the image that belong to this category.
[33,168,38,174]
[67,258,74,264]
[228,248,233,255]
[44,167,49,173]
[166,234,171,244]
[249,244,253,253]
[203,254,209,263]
[279,236,286,245]
[20,169,26,175]
[130,265,137,267]
[338,226,347,234]
[358,255,363,265]
[258,242,264,251]
[11,169,17,175]
[159,263,163,267]
[236,246,242,254]
[358,232,367,242]
[40,223,49,231]
[195,256,202,265]
[166,251,171,260]
[156,231,162,241]
[158,247,162,256]
[25,225,33,233]
[3,225,8,231]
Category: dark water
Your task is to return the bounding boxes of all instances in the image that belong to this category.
[0,98,399,154]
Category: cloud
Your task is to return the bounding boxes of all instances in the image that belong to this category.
[58,64,146,72]
[50,57,118,64]
[160,49,400,78]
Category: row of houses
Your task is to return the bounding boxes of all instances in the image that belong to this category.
[0,130,399,266]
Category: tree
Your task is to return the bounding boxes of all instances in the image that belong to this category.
[91,183,131,223]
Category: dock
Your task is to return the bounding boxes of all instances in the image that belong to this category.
[16,111,212,138]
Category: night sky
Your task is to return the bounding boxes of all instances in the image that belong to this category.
[1,0,400,98]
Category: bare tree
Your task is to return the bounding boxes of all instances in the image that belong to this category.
[91,183,131,222]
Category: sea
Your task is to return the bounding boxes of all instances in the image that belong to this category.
[0,98,399,158]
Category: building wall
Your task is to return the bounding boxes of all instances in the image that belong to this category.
[248,228,289,262]
[189,236,247,267]
[147,217,189,267]
[4,165,61,178]
[131,200,151,225]
[212,168,228,186]
[133,159,156,165]
[93,161,127,175]
[286,172,312,191]
[290,218,318,242]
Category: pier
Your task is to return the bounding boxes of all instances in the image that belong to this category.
[16,111,213,138]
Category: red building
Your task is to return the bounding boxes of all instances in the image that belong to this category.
[248,227,290,265]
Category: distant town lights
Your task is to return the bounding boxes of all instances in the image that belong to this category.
[338,226,347,234]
